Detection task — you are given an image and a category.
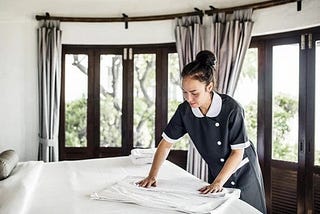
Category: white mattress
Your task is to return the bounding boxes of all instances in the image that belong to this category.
[0,156,261,214]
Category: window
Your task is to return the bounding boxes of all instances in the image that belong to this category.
[167,53,189,150]
[251,27,320,214]
[272,44,299,162]
[100,54,123,148]
[133,54,156,148]
[64,54,88,148]
[59,44,187,166]
[234,48,258,147]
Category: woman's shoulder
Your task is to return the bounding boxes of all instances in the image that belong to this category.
[176,101,190,112]
[219,93,244,111]
[170,101,191,120]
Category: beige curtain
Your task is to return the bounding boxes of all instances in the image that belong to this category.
[175,16,205,70]
[209,9,254,95]
[37,20,62,162]
[174,16,208,181]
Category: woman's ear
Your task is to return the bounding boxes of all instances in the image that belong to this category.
[206,82,214,92]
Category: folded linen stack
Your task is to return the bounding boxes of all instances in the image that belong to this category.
[91,176,242,214]
[129,148,156,165]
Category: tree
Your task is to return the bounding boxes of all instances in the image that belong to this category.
[65,54,122,147]
[240,48,299,162]
[65,54,157,148]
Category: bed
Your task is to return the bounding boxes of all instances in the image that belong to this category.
[0,156,261,214]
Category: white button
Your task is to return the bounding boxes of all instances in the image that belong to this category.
[220,158,225,162]
[231,181,235,186]
[217,141,222,145]
[215,122,220,127]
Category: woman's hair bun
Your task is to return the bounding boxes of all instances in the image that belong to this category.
[195,50,216,67]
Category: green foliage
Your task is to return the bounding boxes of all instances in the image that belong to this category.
[241,48,257,79]
[243,93,298,162]
[133,98,155,148]
[65,96,87,147]
[239,48,299,162]
[316,150,320,165]
[100,96,122,147]
[133,54,156,148]
[272,94,298,162]
[243,101,257,144]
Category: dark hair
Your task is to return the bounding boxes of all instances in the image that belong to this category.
[181,50,216,86]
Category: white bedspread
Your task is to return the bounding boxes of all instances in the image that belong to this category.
[0,156,261,214]
[0,161,43,214]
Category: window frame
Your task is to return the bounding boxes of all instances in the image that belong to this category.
[59,43,187,168]
[253,26,320,214]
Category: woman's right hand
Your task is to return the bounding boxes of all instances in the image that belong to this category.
[136,176,157,188]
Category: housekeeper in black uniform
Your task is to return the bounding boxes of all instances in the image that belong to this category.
[137,50,266,213]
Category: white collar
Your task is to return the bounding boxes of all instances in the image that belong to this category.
[191,92,222,118]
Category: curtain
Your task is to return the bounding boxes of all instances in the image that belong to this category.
[37,20,62,162]
[174,16,208,181]
[209,9,254,95]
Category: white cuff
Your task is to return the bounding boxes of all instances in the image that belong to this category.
[231,141,251,150]
[161,132,181,144]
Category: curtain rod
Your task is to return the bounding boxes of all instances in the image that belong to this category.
[205,0,298,15]
[35,0,299,24]
[35,9,203,23]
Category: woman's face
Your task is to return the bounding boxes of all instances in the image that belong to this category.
[182,76,213,108]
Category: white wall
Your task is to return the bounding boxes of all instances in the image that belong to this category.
[0,0,319,161]
[0,20,38,161]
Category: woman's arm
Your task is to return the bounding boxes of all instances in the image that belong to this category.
[199,148,244,193]
[136,139,173,188]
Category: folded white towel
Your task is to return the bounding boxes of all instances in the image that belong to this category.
[130,148,156,165]
[130,155,153,165]
[91,176,241,214]
[131,148,156,158]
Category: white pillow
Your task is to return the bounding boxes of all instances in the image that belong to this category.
[0,150,19,180]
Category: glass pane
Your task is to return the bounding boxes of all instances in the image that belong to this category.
[272,44,299,162]
[100,55,123,147]
[168,53,190,150]
[315,40,320,166]
[133,54,156,148]
[234,48,258,148]
[65,54,88,147]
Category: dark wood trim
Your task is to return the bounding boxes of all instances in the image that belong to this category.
[264,39,273,214]
[87,49,95,159]
[298,32,308,214]
[315,166,320,175]
[35,11,203,22]
[205,0,297,15]
[155,49,164,146]
[60,44,179,162]
[271,160,299,170]
[305,31,318,214]
[59,49,66,161]
[167,150,187,170]
[122,48,134,155]
[92,50,100,158]
[251,26,320,214]
[253,26,320,41]
[59,47,94,160]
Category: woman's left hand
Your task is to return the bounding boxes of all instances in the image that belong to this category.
[198,182,223,194]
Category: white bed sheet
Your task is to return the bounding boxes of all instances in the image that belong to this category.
[1,156,261,214]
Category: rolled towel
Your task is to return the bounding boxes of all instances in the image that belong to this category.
[130,148,156,165]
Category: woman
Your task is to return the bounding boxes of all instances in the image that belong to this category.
[137,50,266,213]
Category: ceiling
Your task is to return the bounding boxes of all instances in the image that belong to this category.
[0,0,264,18]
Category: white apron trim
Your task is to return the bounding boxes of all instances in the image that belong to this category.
[232,157,249,174]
